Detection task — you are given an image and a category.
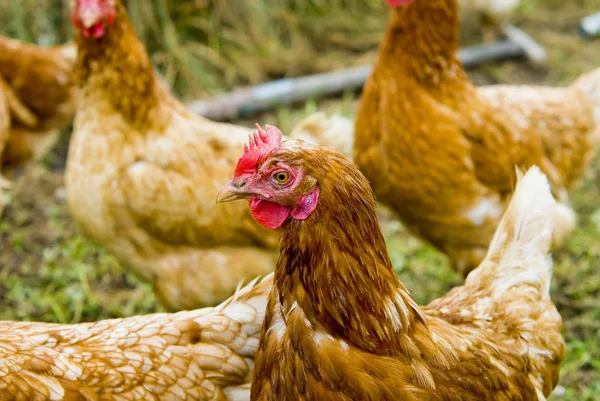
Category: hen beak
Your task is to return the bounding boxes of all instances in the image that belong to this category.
[80,7,102,29]
[216,180,252,203]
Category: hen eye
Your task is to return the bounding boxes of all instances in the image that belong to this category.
[273,171,290,184]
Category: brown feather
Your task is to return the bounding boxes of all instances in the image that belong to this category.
[248,140,564,401]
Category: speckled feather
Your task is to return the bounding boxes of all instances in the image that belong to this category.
[0,36,77,167]
[0,274,271,401]
[354,0,599,275]
[247,140,564,401]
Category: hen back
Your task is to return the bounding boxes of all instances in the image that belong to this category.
[354,0,599,275]
[0,274,271,401]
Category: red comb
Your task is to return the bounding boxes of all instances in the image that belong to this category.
[385,0,414,6]
[234,124,283,176]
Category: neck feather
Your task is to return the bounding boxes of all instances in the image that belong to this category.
[274,158,426,354]
[379,0,462,84]
[75,1,160,129]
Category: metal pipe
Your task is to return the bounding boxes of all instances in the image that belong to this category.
[188,35,534,121]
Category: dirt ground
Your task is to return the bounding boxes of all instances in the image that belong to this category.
[1,0,599,399]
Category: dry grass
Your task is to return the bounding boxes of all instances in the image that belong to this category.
[0,0,387,97]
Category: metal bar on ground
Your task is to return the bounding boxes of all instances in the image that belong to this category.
[501,24,547,66]
[187,40,527,121]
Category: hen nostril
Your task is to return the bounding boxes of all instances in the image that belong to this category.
[234,180,246,189]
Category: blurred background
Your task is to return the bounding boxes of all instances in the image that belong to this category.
[0,0,599,399]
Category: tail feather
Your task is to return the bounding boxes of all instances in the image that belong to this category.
[469,166,555,296]
[289,112,354,159]
[216,273,272,337]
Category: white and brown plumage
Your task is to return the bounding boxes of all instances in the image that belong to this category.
[0,274,270,401]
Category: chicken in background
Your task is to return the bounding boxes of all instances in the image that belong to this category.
[0,78,10,215]
[66,0,353,311]
[0,274,270,400]
[217,127,564,401]
[289,111,354,158]
[354,0,600,276]
[0,36,77,168]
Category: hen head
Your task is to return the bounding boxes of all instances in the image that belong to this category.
[70,0,117,39]
[385,0,415,7]
[217,124,320,230]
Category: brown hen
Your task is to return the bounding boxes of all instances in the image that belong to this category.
[355,0,600,275]
[0,36,77,167]
[0,274,270,401]
[65,0,351,311]
[217,128,565,401]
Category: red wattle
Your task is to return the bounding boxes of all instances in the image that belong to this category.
[249,198,291,230]
[291,187,319,221]
[92,23,105,38]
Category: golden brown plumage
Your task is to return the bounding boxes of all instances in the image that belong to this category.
[0,274,270,401]
[65,0,352,311]
[354,0,599,275]
[0,36,77,167]
[217,132,564,401]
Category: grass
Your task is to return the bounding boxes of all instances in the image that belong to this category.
[0,0,387,98]
[1,0,600,399]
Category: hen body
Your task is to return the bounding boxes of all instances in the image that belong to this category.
[354,0,599,275]
[66,0,350,311]
[0,36,77,167]
[237,138,564,401]
[0,274,270,401]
